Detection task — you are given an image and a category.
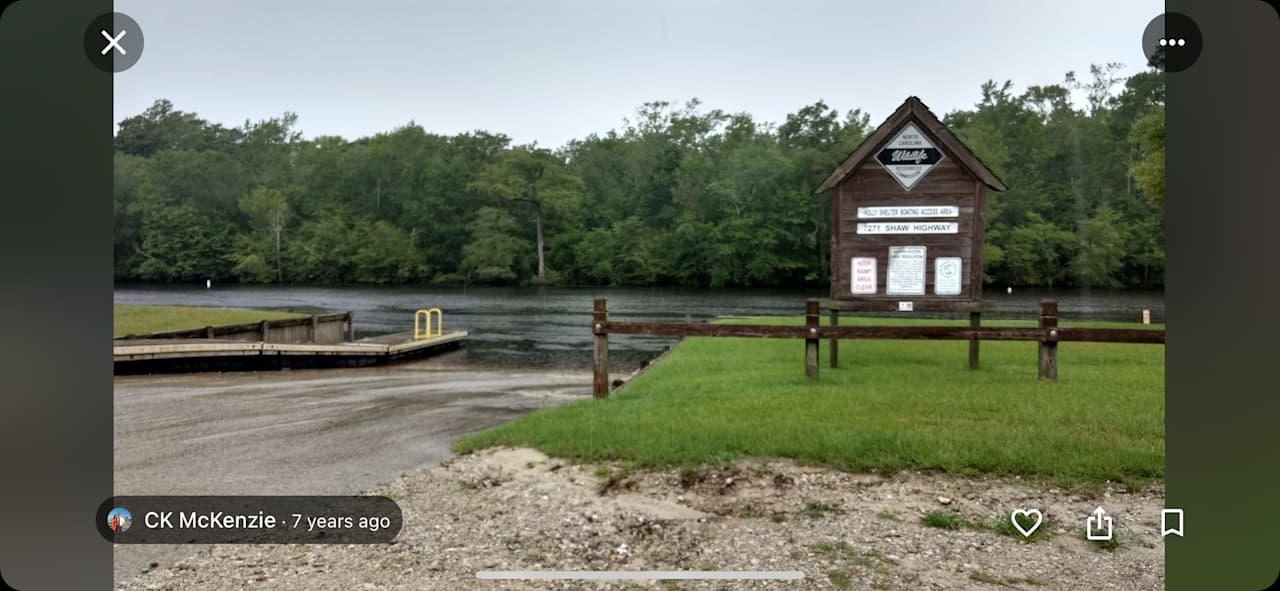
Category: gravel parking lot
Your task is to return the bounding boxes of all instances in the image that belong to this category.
[117,448,1164,591]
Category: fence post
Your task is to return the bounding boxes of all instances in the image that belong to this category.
[1038,300,1058,382]
[346,312,355,342]
[593,298,610,398]
[829,308,840,369]
[968,311,981,369]
[805,299,820,379]
[310,315,319,344]
[260,319,271,342]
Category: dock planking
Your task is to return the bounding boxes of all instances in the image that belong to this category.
[113,330,468,374]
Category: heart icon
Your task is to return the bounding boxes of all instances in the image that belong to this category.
[1010,509,1043,538]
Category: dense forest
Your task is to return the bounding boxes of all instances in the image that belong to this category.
[113,65,1165,288]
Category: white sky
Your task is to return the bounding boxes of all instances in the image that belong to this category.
[112,0,1162,147]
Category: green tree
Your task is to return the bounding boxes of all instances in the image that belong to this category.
[1129,106,1165,206]
[237,187,291,282]
[469,147,583,282]
[461,207,530,284]
[1071,206,1126,287]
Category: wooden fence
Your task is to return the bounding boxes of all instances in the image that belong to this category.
[591,298,1163,397]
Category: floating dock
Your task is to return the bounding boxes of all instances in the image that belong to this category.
[113,330,467,375]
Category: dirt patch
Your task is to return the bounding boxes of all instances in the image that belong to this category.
[116,448,1163,590]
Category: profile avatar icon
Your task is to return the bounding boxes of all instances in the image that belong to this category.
[107,507,132,533]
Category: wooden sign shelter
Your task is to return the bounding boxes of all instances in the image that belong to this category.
[815,97,1006,313]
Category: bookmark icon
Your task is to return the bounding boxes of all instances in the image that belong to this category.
[1161,509,1184,538]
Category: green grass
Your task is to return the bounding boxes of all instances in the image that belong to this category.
[922,509,1059,542]
[114,304,305,337]
[922,509,966,530]
[454,315,1164,487]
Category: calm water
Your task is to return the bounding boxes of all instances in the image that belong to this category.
[114,285,1164,370]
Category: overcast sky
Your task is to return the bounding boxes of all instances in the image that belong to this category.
[113,0,1161,147]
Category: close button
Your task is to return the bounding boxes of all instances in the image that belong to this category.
[83,12,144,73]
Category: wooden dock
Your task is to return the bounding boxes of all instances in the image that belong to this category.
[113,330,468,374]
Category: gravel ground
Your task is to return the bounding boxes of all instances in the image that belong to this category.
[116,448,1164,591]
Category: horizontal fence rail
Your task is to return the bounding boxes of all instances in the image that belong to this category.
[590,298,1164,397]
[595,322,1164,344]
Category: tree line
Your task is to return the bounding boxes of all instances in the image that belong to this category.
[113,65,1164,288]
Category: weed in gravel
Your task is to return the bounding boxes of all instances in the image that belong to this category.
[971,570,1048,587]
[1081,527,1126,551]
[677,465,704,488]
[921,509,967,530]
[801,501,842,519]
[596,462,640,494]
[810,540,856,556]
[827,569,853,590]
[918,509,1059,542]
[970,571,1003,586]
[876,508,902,521]
[809,541,879,569]
[982,515,1059,543]
[769,512,787,523]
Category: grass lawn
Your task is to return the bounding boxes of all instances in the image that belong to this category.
[454,316,1164,487]
[114,304,305,337]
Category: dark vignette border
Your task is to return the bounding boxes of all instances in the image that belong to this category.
[0,0,113,589]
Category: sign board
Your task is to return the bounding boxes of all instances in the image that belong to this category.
[858,205,958,219]
[819,96,1006,309]
[851,257,876,294]
[874,123,943,191]
[934,257,962,295]
[886,246,926,295]
[857,222,958,235]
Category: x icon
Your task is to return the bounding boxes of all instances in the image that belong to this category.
[100,29,127,56]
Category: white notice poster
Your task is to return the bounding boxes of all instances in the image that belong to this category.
[886,246,926,295]
[851,257,876,294]
[934,257,962,295]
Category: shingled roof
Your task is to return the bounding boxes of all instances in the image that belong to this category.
[814,96,1007,194]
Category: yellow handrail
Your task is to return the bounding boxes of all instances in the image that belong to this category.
[414,308,444,340]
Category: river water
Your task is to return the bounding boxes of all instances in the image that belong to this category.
[114,285,1164,370]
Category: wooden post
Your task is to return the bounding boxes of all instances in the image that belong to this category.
[1038,300,1058,382]
[310,315,319,344]
[593,298,609,398]
[805,299,820,379]
[829,308,840,369]
[205,326,214,339]
[346,312,355,342]
[259,319,271,342]
[968,311,981,369]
